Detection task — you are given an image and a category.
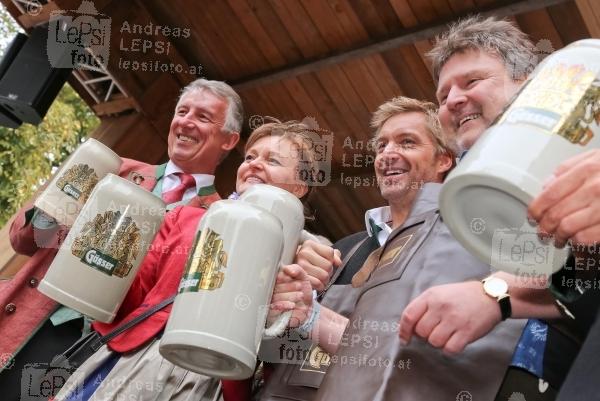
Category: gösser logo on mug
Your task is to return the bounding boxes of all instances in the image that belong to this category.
[34,138,122,227]
[38,174,166,323]
[159,184,318,380]
[440,39,600,277]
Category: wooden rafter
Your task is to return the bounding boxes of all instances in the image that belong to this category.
[232,0,572,91]
[575,0,600,37]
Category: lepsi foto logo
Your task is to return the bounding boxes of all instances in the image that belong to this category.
[47,0,111,69]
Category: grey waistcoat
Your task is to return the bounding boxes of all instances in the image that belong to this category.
[315,183,527,401]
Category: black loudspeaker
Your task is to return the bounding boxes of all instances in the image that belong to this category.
[0,25,72,125]
[0,104,21,128]
[0,33,27,128]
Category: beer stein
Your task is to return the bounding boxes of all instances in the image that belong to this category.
[160,184,314,380]
[34,138,122,226]
[38,174,166,322]
[440,39,600,276]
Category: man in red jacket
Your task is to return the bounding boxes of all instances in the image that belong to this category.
[0,78,242,400]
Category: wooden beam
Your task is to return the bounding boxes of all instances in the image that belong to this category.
[92,96,138,116]
[575,0,600,38]
[0,254,29,280]
[17,1,61,28]
[54,0,114,10]
[0,219,19,279]
[15,0,114,29]
[133,0,197,86]
[232,0,571,91]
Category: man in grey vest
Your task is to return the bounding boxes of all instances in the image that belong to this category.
[269,96,527,401]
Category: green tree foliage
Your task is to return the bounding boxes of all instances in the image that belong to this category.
[0,3,19,47]
[0,7,99,226]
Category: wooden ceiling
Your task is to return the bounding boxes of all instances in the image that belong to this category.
[3,0,599,241]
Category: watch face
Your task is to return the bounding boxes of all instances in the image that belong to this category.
[484,277,508,297]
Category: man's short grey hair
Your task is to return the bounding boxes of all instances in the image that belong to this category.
[178,78,244,134]
[428,15,537,84]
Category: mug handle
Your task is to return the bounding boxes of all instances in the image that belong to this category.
[264,230,320,338]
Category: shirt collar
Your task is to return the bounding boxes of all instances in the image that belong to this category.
[364,205,393,245]
[363,183,442,245]
[165,160,215,190]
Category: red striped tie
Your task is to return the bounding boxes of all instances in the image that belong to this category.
[162,173,196,204]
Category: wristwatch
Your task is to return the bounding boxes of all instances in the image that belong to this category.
[482,276,511,320]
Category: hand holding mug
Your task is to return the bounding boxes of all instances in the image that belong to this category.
[269,264,313,328]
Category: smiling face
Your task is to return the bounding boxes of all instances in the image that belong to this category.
[167,89,240,174]
[236,135,308,198]
[374,112,452,203]
[436,49,523,151]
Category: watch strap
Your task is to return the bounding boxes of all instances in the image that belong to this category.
[498,294,512,321]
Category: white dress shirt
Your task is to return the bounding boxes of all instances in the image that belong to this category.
[162,160,215,202]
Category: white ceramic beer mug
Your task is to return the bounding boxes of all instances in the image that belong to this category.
[34,138,122,227]
[38,174,166,322]
[160,184,313,380]
[440,39,600,276]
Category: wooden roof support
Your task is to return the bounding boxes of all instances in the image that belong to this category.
[232,0,572,91]
[11,0,113,28]
[92,96,138,116]
[13,0,61,28]
[574,0,600,37]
